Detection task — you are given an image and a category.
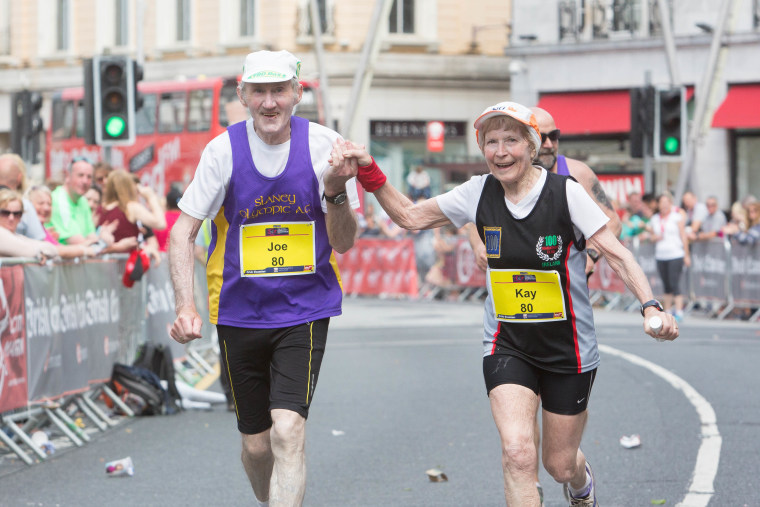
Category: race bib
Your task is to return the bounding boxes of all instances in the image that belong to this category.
[239,221,316,277]
[488,269,567,322]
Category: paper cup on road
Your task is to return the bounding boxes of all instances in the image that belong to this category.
[105,456,134,477]
[426,468,448,482]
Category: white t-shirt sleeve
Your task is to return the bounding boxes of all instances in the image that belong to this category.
[178,132,232,220]
[308,122,360,212]
[566,179,610,239]
[435,175,487,228]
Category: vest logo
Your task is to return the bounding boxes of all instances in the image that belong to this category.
[484,227,501,258]
[536,235,563,262]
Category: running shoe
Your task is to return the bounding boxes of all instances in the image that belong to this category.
[563,462,597,506]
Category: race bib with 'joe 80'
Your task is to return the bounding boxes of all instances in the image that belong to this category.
[239,221,316,277]
[488,269,567,322]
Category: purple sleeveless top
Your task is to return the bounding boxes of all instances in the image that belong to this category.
[207,117,343,328]
[556,155,571,176]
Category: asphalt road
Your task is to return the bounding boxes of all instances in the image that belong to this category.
[1,298,758,506]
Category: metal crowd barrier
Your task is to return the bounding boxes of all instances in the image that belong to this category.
[0,254,213,467]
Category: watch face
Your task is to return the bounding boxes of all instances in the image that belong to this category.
[333,193,347,205]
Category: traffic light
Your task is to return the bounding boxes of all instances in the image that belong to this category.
[630,85,654,158]
[93,55,135,145]
[10,90,43,162]
[655,87,685,159]
[133,59,144,112]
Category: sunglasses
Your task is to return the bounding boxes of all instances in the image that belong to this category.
[541,129,561,144]
[0,209,23,218]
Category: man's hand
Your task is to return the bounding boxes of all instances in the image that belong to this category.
[170,309,203,344]
[325,139,359,195]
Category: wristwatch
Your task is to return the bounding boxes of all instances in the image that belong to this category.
[323,190,348,205]
[640,299,664,316]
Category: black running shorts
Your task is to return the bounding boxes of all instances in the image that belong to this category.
[483,354,597,415]
[217,318,329,435]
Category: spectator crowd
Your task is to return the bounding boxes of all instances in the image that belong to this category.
[0,153,184,274]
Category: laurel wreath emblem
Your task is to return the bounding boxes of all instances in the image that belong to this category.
[536,235,563,262]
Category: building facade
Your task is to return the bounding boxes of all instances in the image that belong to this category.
[509,0,760,207]
[0,0,513,193]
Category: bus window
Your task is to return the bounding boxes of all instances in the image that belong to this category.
[187,89,213,132]
[219,79,247,127]
[158,91,187,133]
[52,99,75,140]
[136,93,157,135]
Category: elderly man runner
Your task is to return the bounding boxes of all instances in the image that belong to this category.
[169,50,359,506]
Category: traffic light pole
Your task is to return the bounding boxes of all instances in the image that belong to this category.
[673,0,736,203]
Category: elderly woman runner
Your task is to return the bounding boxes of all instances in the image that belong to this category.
[332,102,678,506]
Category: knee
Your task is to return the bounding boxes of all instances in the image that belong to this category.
[543,455,577,484]
[269,413,305,455]
[500,435,537,474]
[241,433,272,464]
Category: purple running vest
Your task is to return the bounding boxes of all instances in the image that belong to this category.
[556,155,571,176]
[206,117,343,328]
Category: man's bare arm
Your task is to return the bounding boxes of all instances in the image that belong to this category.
[567,158,621,237]
[169,212,204,343]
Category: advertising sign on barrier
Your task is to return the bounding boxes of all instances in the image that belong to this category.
[690,240,729,301]
[730,242,760,304]
[0,265,28,412]
[334,238,419,296]
[144,257,186,359]
[25,261,122,402]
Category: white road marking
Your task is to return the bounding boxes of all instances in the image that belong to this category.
[599,344,721,507]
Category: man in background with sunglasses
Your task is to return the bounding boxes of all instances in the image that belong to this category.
[531,106,621,274]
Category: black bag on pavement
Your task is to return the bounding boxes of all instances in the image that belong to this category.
[132,342,182,413]
[109,363,168,416]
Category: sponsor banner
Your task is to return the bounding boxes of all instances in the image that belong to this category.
[635,240,687,299]
[25,261,122,402]
[690,240,729,301]
[586,255,627,294]
[730,241,760,304]
[597,173,644,207]
[144,254,185,359]
[335,238,419,296]
[0,266,28,412]
[443,239,486,288]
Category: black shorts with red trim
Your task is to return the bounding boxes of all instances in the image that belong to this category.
[483,353,597,415]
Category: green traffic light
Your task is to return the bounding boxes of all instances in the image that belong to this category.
[663,136,679,154]
[105,116,126,138]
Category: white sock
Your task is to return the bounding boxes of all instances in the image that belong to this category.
[255,500,269,507]
[569,471,591,497]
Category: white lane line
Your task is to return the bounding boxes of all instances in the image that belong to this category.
[599,345,721,507]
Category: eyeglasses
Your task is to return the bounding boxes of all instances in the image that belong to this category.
[540,129,561,144]
[69,155,93,170]
[0,209,23,218]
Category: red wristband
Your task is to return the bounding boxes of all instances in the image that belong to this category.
[357,157,387,192]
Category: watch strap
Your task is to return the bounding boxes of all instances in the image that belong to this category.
[640,299,663,316]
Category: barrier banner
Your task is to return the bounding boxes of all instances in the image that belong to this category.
[690,240,729,301]
[586,255,626,294]
[334,238,419,296]
[144,255,185,359]
[635,240,664,296]
[0,265,28,412]
[25,261,122,402]
[446,239,486,288]
[730,241,760,304]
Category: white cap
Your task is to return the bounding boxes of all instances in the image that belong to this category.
[473,101,541,151]
[241,50,301,83]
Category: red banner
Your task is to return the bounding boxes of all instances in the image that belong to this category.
[442,239,487,288]
[597,173,644,207]
[426,121,445,152]
[0,265,28,412]
[586,256,627,294]
[335,238,419,296]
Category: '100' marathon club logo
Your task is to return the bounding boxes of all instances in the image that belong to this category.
[536,235,563,267]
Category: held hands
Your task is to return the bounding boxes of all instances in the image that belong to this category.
[330,139,386,192]
[170,309,203,344]
[644,310,679,341]
[325,139,360,195]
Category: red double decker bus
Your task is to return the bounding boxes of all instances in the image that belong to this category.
[46,77,324,194]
